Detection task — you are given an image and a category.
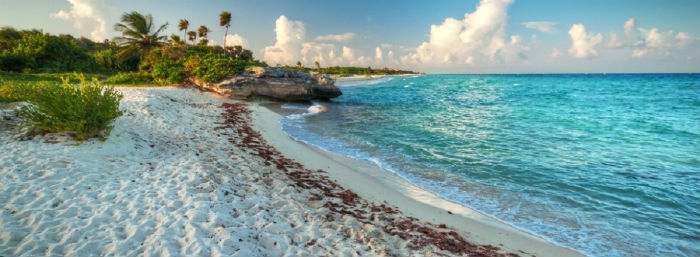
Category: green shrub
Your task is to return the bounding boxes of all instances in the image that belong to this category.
[0,81,32,102]
[17,74,124,141]
[104,72,154,85]
[189,54,247,82]
[152,57,184,84]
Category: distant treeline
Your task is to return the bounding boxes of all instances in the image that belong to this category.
[283,62,420,77]
[0,27,113,73]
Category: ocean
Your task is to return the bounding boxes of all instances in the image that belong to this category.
[276,74,700,257]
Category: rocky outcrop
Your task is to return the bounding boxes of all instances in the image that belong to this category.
[189,67,342,101]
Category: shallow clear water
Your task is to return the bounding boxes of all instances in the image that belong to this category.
[278,74,700,257]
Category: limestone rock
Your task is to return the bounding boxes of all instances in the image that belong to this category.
[189,67,342,101]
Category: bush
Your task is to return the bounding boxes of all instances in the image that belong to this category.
[0,81,32,103]
[0,53,33,72]
[104,72,154,85]
[17,74,124,141]
[188,53,247,82]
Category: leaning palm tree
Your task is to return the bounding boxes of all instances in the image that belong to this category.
[219,11,231,46]
[178,19,189,45]
[197,26,209,40]
[197,25,209,45]
[187,31,197,44]
[113,11,168,62]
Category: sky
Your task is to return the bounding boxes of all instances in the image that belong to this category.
[1,0,698,73]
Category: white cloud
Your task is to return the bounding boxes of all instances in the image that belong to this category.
[342,46,355,61]
[263,15,376,67]
[568,24,603,58]
[522,21,557,32]
[315,32,357,42]
[676,32,691,46]
[225,34,248,48]
[263,15,306,65]
[608,18,637,48]
[51,0,106,41]
[633,28,673,57]
[605,18,694,58]
[404,0,521,66]
[375,47,383,60]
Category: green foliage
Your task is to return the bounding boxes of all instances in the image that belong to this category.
[16,74,124,141]
[193,54,245,82]
[153,60,185,84]
[104,72,154,85]
[113,11,168,64]
[0,80,33,102]
[0,28,104,73]
[94,49,117,70]
[0,53,32,72]
[138,44,265,84]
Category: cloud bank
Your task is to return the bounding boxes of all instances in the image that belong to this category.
[262,16,372,67]
[51,0,107,41]
[603,17,694,58]
[404,0,520,66]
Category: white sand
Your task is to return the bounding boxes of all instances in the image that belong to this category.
[0,87,585,257]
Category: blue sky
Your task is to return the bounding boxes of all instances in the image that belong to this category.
[1,0,698,73]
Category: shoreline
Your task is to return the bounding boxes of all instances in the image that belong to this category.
[0,87,586,256]
[248,102,588,257]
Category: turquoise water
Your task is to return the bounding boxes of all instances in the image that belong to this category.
[278,74,700,257]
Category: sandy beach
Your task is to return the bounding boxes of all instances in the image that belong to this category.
[0,86,586,257]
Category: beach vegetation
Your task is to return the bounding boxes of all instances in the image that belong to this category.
[103,71,154,85]
[11,73,123,141]
[0,28,102,73]
[178,19,190,45]
[197,25,210,45]
[113,11,169,63]
[220,11,232,47]
[187,31,197,45]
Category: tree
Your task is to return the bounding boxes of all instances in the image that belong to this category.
[170,34,182,46]
[113,11,168,62]
[178,19,189,45]
[187,31,197,44]
[0,27,22,50]
[314,61,321,72]
[197,25,209,45]
[296,61,302,69]
[220,11,231,47]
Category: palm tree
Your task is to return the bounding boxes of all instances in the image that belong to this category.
[197,25,209,45]
[170,34,182,46]
[113,11,168,62]
[178,19,189,45]
[314,61,321,72]
[219,11,231,47]
[187,31,197,44]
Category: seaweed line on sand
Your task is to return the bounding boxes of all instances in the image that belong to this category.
[215,102,524,257]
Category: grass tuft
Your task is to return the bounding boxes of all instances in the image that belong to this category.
[14,73,124,141]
